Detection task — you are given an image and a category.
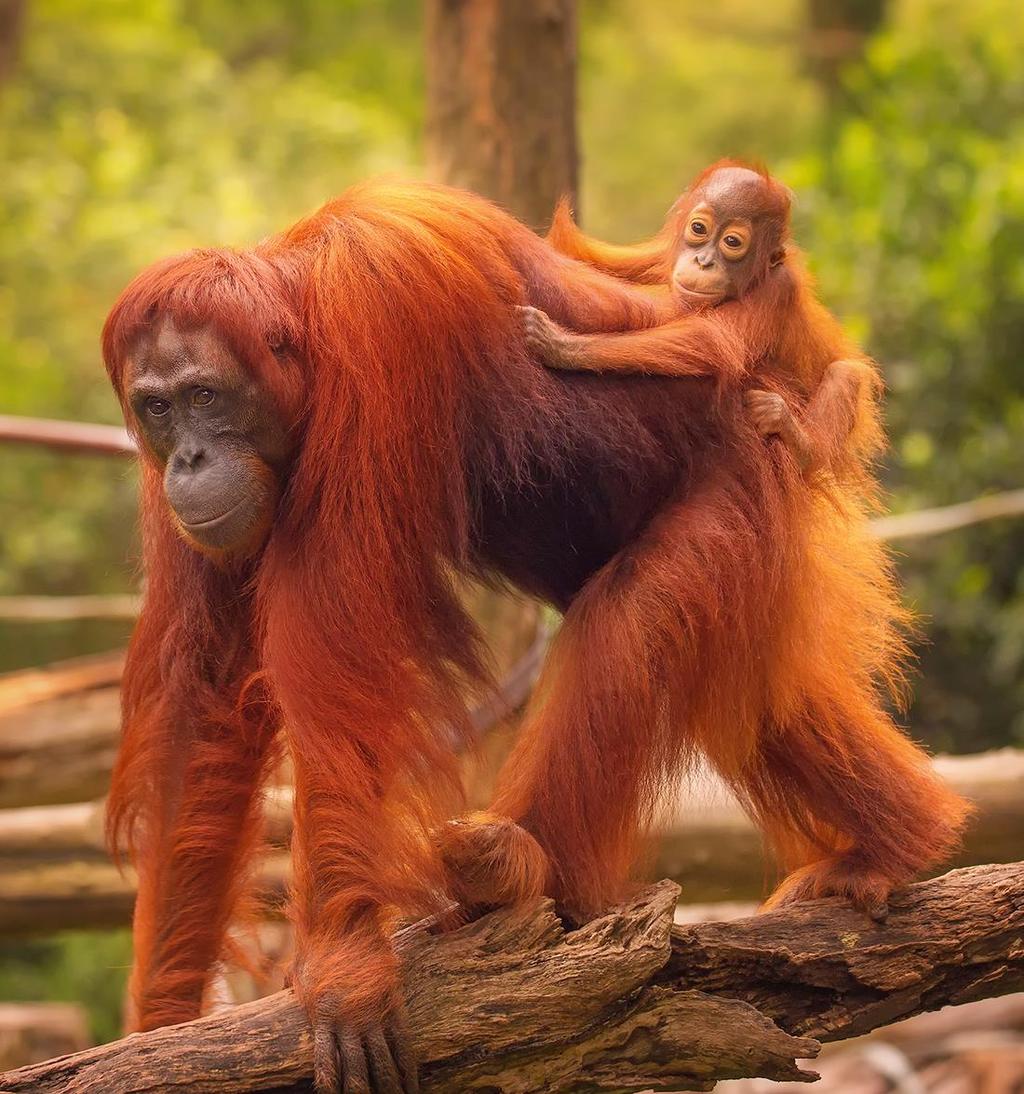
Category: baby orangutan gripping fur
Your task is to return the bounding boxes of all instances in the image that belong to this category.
[526,163,876,479]
[437,162,970,927]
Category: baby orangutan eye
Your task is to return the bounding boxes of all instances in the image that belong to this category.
[146,396,171,417]
[719,229,751,259]
[192,388,216,407]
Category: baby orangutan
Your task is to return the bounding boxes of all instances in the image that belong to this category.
[528,162,879,478]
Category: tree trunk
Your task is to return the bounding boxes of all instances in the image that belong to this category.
[424,0,577,229]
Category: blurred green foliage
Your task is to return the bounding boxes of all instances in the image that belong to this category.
[580,0,822,239]
[0,0,420,606]
[0,0,1023,1036]
[790,0,1024,750]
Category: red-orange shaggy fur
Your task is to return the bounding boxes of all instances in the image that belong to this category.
[102,175,968,1043]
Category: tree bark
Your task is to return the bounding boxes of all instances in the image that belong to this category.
[0,0,26,88]
[3,863,1021,1093]
[424,0,577,229]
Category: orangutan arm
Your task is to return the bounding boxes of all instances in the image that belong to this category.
[744,359,876,474]
[518,305,746,383]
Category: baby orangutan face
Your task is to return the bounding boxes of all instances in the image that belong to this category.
[671,166,788,309]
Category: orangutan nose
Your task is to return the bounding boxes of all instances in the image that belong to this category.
[172,445,206,473]
[695,251,715,270]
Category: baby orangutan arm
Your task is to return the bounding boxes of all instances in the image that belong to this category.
[744,359,873,474]
[518,304,745,383]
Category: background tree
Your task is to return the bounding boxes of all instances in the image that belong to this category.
[424,0,577,228]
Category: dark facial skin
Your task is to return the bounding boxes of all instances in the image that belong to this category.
[671,167,786,308]
[125,320,292,557]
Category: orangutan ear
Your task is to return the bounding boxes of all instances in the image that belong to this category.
[267,331,292,359]
[769,246,787,268]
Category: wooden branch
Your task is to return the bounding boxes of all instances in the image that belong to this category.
[4,863,1021,1093]
[0,594,141,621]
[0,853,290,935]
[871,487,1024,540]
[0,623,547,808]
[0,651,124,716]
[658,748,1024,902]
[667,862,1024,1046]
[0,414,135,456]
[0,682,121,809]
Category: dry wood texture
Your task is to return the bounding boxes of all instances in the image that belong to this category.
[4,863,1022,1093]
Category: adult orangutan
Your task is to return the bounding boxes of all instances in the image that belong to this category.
[102,175,967,1093]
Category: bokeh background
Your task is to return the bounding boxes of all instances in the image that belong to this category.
[1,0,1022,1081]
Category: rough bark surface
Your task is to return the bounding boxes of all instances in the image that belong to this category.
[667,861,1024,1044]
[424,0,577,228]
[4,863,1022,1094]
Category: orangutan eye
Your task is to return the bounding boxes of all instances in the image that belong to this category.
[192,388,216,407]
[719,227,751,260]
[689,220,708,236]
[145,397,171,417]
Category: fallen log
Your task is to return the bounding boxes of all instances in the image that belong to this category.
[0,1003,90,1072]
[0,854,291,934]
[2,862,1021,1093]
[2,749,1021,932]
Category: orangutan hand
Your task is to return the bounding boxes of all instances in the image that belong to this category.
[517,304,581,370]
[744,388,816,470]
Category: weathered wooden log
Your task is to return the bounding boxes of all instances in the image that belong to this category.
[3,863,1021,1093]
[0,654,123,808]
[0,620,546,809]
[0,1003,90,1072]
[2,749,1020,932]
[0,853,290,934]
[659,748,1024,902]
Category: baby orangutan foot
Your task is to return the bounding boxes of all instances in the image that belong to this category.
[436,811,549,918]
[762,854,894,922]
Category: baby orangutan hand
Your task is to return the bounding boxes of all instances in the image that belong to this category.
[517,304,580,369]
[744,388,815,470]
